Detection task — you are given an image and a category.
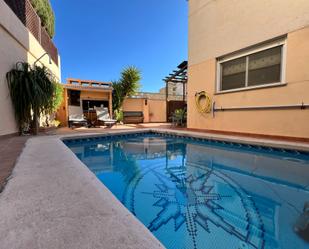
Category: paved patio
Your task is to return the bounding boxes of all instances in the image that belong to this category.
[0,136,28,192]
[47,122,173,135]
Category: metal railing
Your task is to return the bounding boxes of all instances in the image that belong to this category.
[66,78,113,89]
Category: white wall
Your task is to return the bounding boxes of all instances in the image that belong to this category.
[0,0,61,136]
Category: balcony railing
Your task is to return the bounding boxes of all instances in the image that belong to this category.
[4,0,59,65]
[66,79,113,89]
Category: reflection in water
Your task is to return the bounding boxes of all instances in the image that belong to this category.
[66,134,309,249]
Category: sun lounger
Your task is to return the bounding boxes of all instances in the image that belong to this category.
[68,105,88,128]
[95,107,117,127]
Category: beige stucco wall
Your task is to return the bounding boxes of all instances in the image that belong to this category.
[148,100,166,123]
[188,0,309,138]
[189,0,309,65]
[123,98,149,122]
[0,0,61,136]
[80,91,110,101]
[123,98,167,123]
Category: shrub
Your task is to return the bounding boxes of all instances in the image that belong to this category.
[114,110,124,122]
[6,62,62,134]
[52,83,63,112]
[30,0,55,38]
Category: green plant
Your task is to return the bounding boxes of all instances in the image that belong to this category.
[114,109,124,122]
[6,63,33,133]
[52,83,63,112]
[112,66,141,114]
[6,62,60,135]
[30,0,55,38]
[173,108,187,126]
[112,82,124,112]
[174,109,186,118]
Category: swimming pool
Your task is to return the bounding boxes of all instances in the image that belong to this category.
[64,131,309,249]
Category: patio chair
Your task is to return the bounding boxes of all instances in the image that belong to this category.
[94,107,117,127]
[68,105,88,128]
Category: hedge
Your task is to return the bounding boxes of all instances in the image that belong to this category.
[30,0,55,38]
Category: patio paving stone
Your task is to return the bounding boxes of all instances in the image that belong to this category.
[0,136,28,192]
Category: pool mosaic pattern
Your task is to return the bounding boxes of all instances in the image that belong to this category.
[64,132,309,249]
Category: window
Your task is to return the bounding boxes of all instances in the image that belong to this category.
[217,39,286,92]
[68,90,81,106]
[82,100,108,111]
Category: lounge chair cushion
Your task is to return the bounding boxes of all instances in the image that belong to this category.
[68,106,86,122]
[95,107,117,123]
[69,114,86,122]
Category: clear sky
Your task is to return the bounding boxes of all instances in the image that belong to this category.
[50,0,188,92]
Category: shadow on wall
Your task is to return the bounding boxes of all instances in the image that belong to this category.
[0,0,28,136]
[0,0,60,136]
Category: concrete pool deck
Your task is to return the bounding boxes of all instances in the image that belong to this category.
[0,128,309,249]
[0,130,164,249]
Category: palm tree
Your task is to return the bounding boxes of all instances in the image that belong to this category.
[6,62,60,135]
[112,66,141,121]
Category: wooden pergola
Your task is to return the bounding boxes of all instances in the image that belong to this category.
[163,61,188,120]
[163,61,188,102]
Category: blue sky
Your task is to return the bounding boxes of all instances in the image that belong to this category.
[50,0,188,92]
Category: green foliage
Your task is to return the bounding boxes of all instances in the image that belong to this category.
[112,82,124,112]
[31,65,55,116]
[52,83,63,112]
[173,108,187,126]
[119,66,141,96]
[6,63,33,131]
[114,109,123,122]
[112,66,141,113]
[174,108,187,120]
[6,62,60,134]
[30,0,55,38]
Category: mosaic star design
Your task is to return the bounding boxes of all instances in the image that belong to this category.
[138,165,266,249]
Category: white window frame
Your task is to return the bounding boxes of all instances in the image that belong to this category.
[216,38,287,94]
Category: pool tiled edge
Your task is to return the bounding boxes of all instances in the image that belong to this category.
[1,128,308,249]
[62,129,309,190]
[62,128,309,153]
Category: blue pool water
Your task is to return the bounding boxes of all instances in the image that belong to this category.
[64,132,309,249]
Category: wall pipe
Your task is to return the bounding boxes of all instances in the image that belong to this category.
[212,102,309,117]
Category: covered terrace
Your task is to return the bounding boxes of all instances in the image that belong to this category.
[56,78,113,127]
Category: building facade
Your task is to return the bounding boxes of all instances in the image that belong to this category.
[187,0,309,139]
[56,79,113,127]
[0,0,61,136]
